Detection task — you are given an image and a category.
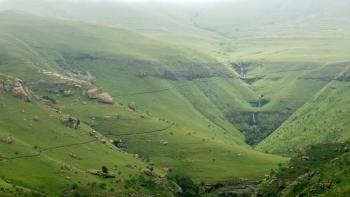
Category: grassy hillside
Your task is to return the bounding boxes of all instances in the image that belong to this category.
[257,64,350,154]
[2,0,350,147]
[256,141,350,196]
[0,77,177,196]
[0,11,287,195]
[1,0,350,195]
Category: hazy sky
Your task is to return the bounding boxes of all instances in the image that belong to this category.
[119,0,218,2]
[0,0,221,4]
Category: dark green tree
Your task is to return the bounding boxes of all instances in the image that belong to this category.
[101,166,108,174]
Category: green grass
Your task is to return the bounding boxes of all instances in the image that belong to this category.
[0,91,174,196]
[257,77,350,155]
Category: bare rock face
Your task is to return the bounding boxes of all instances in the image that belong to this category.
[0,78,31,102]
[12,81,31,102]
[86,88,114,104]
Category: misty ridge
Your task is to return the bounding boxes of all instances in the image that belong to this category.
[1,0,350,38]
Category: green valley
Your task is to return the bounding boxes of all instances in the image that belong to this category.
[0,0,350,196]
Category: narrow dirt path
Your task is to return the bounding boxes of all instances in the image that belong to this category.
[0,139,98,161]
[105,122,175,137]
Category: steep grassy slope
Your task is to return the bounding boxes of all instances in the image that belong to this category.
[2,0,350,147]
[257,64,350,154]
[0,11,286,195]
[0,81,176,196]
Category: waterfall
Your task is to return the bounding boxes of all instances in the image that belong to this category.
[240,67,245,78]
[252,112,257,125]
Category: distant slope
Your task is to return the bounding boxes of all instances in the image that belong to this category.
[257,63,350,154]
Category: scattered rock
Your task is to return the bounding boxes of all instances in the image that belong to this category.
[143,168,154,177]
[128,102,137,111]
[86,169,116,178]
[62,89,74,97]
[69,153,82,160]
[126,164,136,169]
[62,116,80,129]
[160,139,168,146]
[33,115,40,122]
[112,139,128,149]
[89,130,96,136]
[2,136,13,144]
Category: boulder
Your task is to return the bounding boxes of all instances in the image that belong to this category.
[33,115,40,122]
[2,136,13,144]
[126,164,136,169]
[143,168,154,177]
[62,116,80,129]
[160,139,168,146]
[128,102,137,111]
[87,169,116,178]
[62,89,74,97]
[86,88,114,104]
[112,139,128,149]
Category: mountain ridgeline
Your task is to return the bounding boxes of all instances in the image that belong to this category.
[0,0,350,196]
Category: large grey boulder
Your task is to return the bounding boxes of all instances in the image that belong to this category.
[86,88,114,104]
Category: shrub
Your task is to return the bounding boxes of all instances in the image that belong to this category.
[101,166,108,174]
[166,173,199,197]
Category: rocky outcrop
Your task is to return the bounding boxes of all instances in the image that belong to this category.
[0,77,31,102]
[12,81,31,102]
[86,88,114,104]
